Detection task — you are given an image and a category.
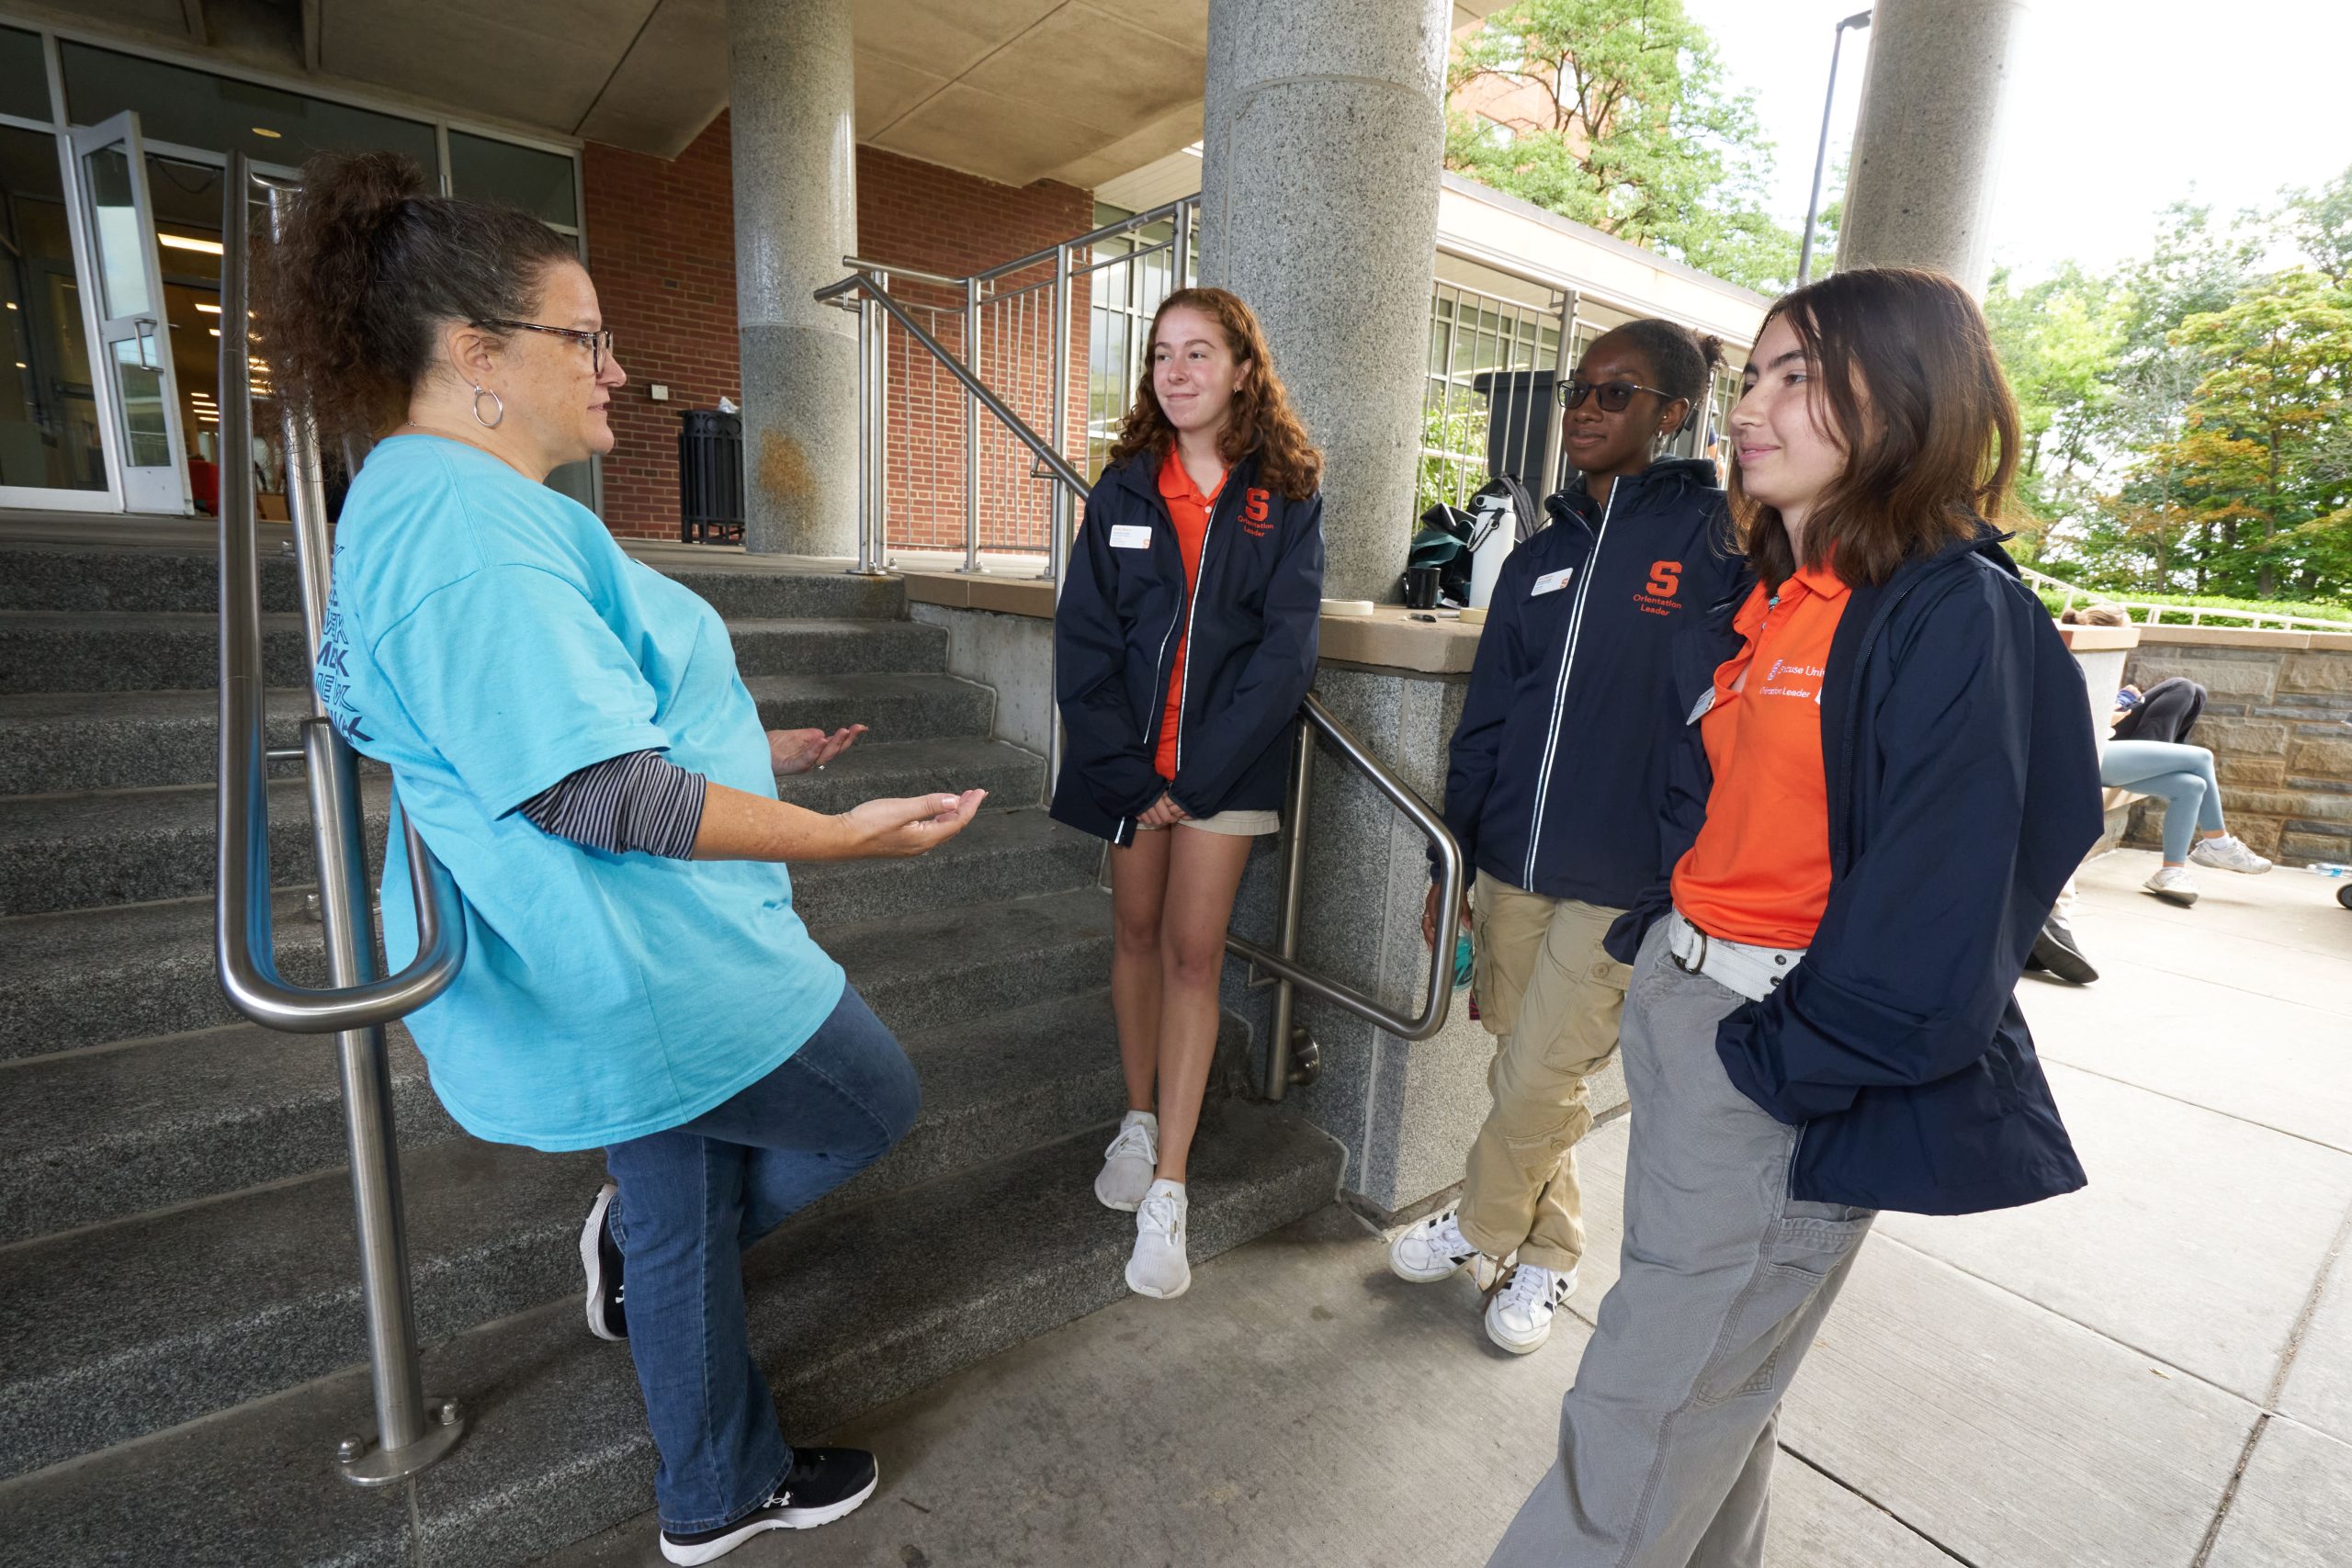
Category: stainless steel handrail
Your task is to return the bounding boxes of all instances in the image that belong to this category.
[215,153,469,1484]
[817,268,1091,496]
[1227,693,1465,1097]
[1223,691,1458,1100]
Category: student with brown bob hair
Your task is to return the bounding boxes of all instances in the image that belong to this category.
[1051,287,1325,1301]
[1487,268,2103,1568]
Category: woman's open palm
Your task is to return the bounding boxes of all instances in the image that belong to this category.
[770,725,865,775]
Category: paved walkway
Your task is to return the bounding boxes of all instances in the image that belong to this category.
[550,849,2352,1567]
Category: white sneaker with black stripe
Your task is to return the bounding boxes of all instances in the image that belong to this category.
[1484,1261,1575,1354]
[1388,1205,1510,1290]
[580,1181,626,1342]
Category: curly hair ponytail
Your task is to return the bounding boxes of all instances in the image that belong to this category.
[254,151,578,445]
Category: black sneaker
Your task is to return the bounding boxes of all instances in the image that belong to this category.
[580,1182,626,1342]
[2030,915,2098,986]
[659,1449,880,1564]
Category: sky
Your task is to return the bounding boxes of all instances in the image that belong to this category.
[1679,0,2351,280]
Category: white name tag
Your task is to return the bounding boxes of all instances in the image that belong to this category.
[1686,686,1716,725]
[1531,567,1575,597]
[1108,524,1153,550]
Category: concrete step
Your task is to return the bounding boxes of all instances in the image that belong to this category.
[0,992,1259,1480]
[0,987,1234,1249]
[0,1102,1340,1565]
[0,611,949,694]
[0,671,996,796]
[0,542,300,615]
[0,543,908,622]
[0,739,1055,919]
[0,872,1112,1065]
[0,1022,452,1247]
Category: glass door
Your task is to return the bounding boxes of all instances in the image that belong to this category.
[68,110,187,514]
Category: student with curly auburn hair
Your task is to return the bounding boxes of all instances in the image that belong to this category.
[1050,287,1324,1301]
[1488,268,2103,1568]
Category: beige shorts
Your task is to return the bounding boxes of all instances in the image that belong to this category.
[1136,807,1281,837]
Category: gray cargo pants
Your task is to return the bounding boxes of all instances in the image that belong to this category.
[1487,918,1877,1568]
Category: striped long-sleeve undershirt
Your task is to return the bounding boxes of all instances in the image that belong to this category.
[517,750,707,859]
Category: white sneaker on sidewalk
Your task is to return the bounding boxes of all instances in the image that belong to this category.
[1484,1262,1575,1354]
[2188,834,2272,875]
[2143,864,2200,906]
[1125,1179,1191,1300]
[1095,1111,1159,1212]
[1388,1205,1510,1290]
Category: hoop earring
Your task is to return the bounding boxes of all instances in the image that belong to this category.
[471,384,504,429]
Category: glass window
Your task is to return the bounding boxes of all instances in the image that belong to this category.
[61,43,436,170]
[0,26,49,123]
[448,131,577,229]
[0,126,105,490]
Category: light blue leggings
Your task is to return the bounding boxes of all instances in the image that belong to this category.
[2101,739,2226,863]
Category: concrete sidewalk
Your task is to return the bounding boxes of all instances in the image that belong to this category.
[548,850,2352,1567]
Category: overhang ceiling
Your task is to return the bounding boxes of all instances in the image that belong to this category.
[46,0,1510,191]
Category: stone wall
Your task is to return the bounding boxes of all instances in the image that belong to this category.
[2120,628,2352,866]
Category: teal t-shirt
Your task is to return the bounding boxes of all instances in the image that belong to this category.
[315,434,846,1151]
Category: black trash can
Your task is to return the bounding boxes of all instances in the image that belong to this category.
[678,409,744,545]
[1469,368,1559,490]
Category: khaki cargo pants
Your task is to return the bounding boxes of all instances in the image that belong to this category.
[1455,870,1632,1273]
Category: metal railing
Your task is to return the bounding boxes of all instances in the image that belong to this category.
[214,152,470,1485]
[2022,564,2352,632]
[1229,694,1465,1098]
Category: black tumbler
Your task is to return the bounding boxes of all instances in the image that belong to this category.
[1404,566,1443,609]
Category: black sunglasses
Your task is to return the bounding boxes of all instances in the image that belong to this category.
[475,319,616,376]
[1556,378,1676,412]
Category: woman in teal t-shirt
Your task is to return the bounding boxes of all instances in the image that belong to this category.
[260,152,980,1566]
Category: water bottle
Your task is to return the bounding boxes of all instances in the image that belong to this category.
[2306,863,2350,878]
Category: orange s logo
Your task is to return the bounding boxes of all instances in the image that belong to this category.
[1245,489,1271,524]
[1647,560,1682,598]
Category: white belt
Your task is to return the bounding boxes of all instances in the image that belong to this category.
[1666,909,1805,1004]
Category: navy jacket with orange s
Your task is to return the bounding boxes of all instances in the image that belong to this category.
[1049,450,1325,846]
[1607,529,2103,1215]
[1437,457,1745,909]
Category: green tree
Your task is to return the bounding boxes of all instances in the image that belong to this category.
[2143,268,2352,599]
[1445,0,1798,292]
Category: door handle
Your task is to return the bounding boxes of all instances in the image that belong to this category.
[134,316,157,370]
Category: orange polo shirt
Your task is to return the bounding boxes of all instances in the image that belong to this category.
[1154,446,1223,780]
[1670,561,1852,949]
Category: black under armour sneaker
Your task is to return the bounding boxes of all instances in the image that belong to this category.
[579,1182,627,1342]
[658,1449,881,1564]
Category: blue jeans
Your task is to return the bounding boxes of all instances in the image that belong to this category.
[604,984,919,1532]
[2101,739,2226,862]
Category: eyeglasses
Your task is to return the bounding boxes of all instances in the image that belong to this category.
[474,320,616,376]
[1556,378,1676,412]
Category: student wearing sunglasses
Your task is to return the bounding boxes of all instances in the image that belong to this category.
[1392,320,1746,1356]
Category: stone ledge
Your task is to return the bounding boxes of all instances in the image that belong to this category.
[2132,624,2352,651]
[899,570,1481,675]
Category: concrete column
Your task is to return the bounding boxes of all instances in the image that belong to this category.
[1835,0,2029,295]
[1198,0,1451,603]
[729,0,857,555]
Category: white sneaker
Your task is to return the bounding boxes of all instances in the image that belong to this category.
[2143,864,2200,906]
[1388,1205,1510,1289]
[2189,835,2273,875]
[1095,1111,1159,1212]
[1484,1262,1575,1354]
[1125,1179,1191,1299]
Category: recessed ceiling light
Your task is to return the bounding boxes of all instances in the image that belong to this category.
[208,328,220,337]
[4,302,16,310]
[158,233,223,255]
[250,127,281,139]
[196,302,220,315]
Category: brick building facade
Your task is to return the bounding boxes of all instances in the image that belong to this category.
[584,117,1092,546]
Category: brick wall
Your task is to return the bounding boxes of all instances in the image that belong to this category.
[583,122,1092,545]
[2120,629,2352,865]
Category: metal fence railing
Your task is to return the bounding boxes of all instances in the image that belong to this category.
[2023,565,2352,632]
